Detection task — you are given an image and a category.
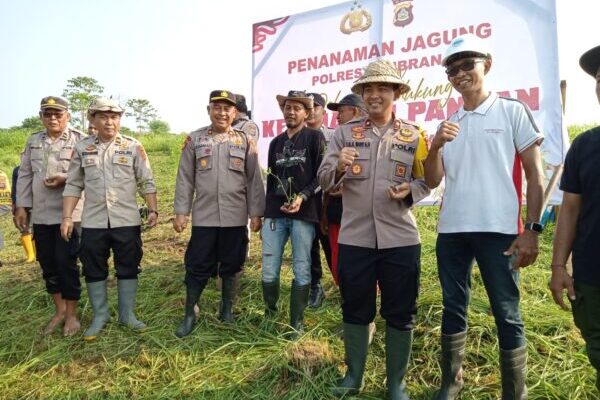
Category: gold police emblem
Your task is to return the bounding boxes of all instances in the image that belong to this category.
[118,156,129,164]
[392,0,414,27]
[352,126,366,140]
[221,91,228,98]
[395,163,407,178]
[200,158,208,168]
[351,163,362,175]
[340,1,372,35]
[47,98,56,105]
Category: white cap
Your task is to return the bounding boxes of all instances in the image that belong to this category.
[442,34,491,66]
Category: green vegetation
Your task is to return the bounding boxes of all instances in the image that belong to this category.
[0,127,598,399]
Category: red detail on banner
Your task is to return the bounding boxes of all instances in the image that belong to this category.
[253,17,290,53]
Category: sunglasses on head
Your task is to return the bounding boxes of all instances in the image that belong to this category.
[445,59,485,77]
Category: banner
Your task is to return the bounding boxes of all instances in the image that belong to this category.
[252,0,563,201]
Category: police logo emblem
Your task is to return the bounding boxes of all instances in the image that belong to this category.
[85,144,96,151]
[352,126,366,140]
[200,158,208,168]
[351,163,362,175]
[395,163,407,178]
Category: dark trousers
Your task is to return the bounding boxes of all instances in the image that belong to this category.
[310,228,331,286]
[184,226,248,286]
[572,281,600,388]
[33,224,81,300]
[436,232,524,350]
[80,226,142,283]
[338,243,420,331]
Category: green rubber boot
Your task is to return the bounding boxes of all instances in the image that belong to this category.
[386,326,412,400]
[117,279,146,332]
[288,281,309,339]
[83,280,110,341]
[175,279,207,338]
[331,323,369,397]
[219,274,235,323]
[500,346,528,400]
[262,280,280,317]
[433,331,467,400]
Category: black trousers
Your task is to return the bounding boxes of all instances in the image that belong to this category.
[33,224,81,300]
[80,226,142,283]
[184,226,248,286]
[338,243,421,331]
[310,228,332,286]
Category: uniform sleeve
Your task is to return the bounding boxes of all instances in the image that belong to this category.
[513,102,544,153]
[245,138,266,217]
[174,135,196,216]
[63,145,85,198]
[318,126,345,192]
[299,131,325,199]
[16,139,34,208]
[559,136,581,194]
[406,128,431,206]
[134,143,156,195]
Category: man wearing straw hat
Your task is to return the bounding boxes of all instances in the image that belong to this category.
[425,34,545,399]
[61,97,158,341]
[319,59,430,399]
[550,44,600,394]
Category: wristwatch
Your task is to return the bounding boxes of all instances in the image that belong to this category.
[524,222,543,233]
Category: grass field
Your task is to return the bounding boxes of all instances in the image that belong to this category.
[0,126,598,399]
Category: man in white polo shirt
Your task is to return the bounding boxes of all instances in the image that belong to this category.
[424,34,544,400]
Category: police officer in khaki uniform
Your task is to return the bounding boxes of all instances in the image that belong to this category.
[61,97,158,341]
[232,94,260,143]
[318,59,430,399]
[173,90,265,338]
[15,96,85,337]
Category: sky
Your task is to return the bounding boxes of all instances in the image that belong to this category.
[0,0,598,133]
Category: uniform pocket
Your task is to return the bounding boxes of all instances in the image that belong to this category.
[390,149,413,184]
[82,156,101,180]
[112,155,134,180]
[346,149,370,180]
[229,148,245,172]
[195,147,213,171]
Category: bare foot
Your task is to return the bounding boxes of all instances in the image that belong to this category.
[42,313,65,336]
[63,316,81,337]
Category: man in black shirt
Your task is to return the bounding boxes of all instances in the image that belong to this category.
[550,44,600,393]
[262,90,325,338]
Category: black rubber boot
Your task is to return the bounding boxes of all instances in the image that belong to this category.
[331,323,369,397]
[288,281,310,339]
[433,331,467,400]
[262,280,280,317]
[308,282,326,308]
[175,279,207,338]
[386,326,412,400]
[219,274,235,323]
[500,346,528,400]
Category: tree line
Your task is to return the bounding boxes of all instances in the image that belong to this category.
[12,77,170,135]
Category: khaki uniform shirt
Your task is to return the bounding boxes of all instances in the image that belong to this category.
[17,129,85,224]
[318,117,430,249]
[174,126,265,227]
[63,133,156,228]
[232,116,260,143]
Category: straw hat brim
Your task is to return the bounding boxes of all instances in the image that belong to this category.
[351,76,411,95]
[276,95,314,109]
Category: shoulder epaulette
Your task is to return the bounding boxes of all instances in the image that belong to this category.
[400,119,421,129]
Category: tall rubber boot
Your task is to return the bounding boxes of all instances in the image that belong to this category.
[83,280,110,341]
[117,279,146,332]
[288,281,309,339]
[219,274,235,323]
[331,323,370,397]
[500,346,528,400]
[308,282,326,308]
[21,233,36,263]
[434,331,467,400]
[262,280,280,317]
[386,326,412,400]
[175,279,206,338]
